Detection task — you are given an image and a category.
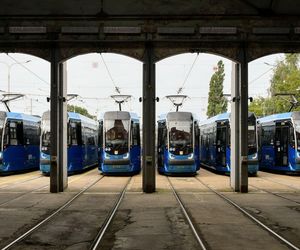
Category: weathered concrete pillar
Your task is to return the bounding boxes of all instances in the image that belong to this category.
[230,62,240,191]
[50,49,68,193]
[239,50,249,193]
[142,44,156,193]
[58,62,68,192]
[230,48,249,193]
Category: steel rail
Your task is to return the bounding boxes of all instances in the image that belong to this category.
[249,183,300,205]
[195,177,300,250]
[1,175,104,250]
[0,183,49,207]
[167,177,207,250]
[0,168,98,207]
[258,174,300,191]
[90,177,132,250]
[0,173,42,189]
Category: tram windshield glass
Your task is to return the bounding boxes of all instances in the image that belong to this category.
[41,118,50,154]
[294,119,300,150]
[105,119,129,155]
[168,121,193,155]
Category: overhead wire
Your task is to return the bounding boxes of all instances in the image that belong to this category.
[100,53,121,94]
[176,53,199,94]
[6,54,50,86]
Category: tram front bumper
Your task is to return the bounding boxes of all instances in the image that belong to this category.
[103,159,130,165]
[168,159,195,165]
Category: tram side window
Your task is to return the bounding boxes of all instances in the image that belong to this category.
[289,126,295,148]
[157,123,164,148]
[23,123,40,146]
[68,122,83,146]
[261,126,274,146]
[87,129,96,146]
[0,123,4,150]
[98,121,103,147]
[194,123,199,147]
[4,121,23,146]
[132,123,140,146]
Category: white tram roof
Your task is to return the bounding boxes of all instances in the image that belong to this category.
[158,111,194,122]
[102,111,139,121]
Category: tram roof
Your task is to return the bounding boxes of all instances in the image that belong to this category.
[41,110,97,126]
[0,111,40,123]
[257,111,300,124]
[158,111,194,122]
[102,111,139,121]
[68,112,98,126]
[199,112,255,126]
[199,112,230,126]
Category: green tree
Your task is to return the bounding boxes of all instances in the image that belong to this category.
[206,60,227,117]
[250,53,300,116]
[67,104,96,119]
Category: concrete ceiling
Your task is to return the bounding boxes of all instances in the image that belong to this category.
[0,0,299,17]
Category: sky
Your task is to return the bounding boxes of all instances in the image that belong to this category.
[0,52,283,121]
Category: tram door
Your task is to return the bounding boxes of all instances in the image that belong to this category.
[275,123,289,166]
[216,124,227,167]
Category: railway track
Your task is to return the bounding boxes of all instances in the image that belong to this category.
[0,168,97,207]
[0,175,105,250]
[195,176,300,250]
[167,177,207,250]
[0,171,42,189]
[249,182,300,205]
[257,172,300,191]
[1,175,132,250]
[89,177,132,250]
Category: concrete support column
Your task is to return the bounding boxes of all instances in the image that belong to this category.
[230,62,240,191]
[230,49,249,193]
[58,62,68,191]
[50,49,68,193]
[142,44,156,193]
[239,51,249,193]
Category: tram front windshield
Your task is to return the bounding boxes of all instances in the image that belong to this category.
[41,118,50,154]
[168,121,193,155]
[105,119,129,155]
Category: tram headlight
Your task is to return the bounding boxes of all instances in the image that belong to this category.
[169,153,175,159]
[188,153,194,159]
[251,153,257,160]
[123,153,129,159]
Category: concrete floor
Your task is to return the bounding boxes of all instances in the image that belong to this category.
[0,168,299,249]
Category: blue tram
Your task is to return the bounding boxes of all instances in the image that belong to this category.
[40,111,98,175]
[0,111,40,174]
[199,112,258,175]
[257,111,300,173]
[98,111,141,175]
[157,112,200,175]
